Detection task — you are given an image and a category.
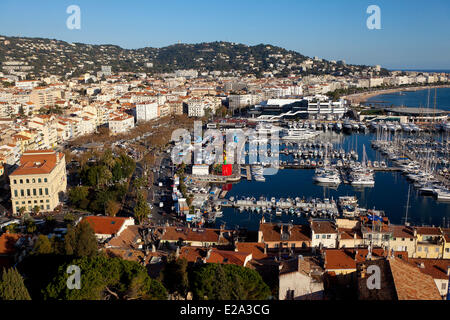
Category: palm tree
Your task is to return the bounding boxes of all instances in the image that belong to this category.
[18,207,26,217]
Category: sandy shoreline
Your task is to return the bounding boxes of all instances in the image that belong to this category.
[343,85,450,104]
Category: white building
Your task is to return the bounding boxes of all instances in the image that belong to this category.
[192,164,210,176]
[136,102,158,122]
[15,80,40,90]
[109,113,135,135]
[279,256,324,300]
[310,220,338,249]
[187,99,218,118]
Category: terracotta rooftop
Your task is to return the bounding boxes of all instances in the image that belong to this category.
[82,216,132,236]
[10,150,64,176]
[159,226,231,245]
[259,223,311,243]
[235,242,268,260]
[408,258,450,280]
[311,220,337,234]
[415,226,441,236]
[388,257,442,300]
[338,227,363,240]
[389,225,415,238]
[0,232,22,255]
[324,248,408,271]
[178,247,251,267]
[107,225,141,249]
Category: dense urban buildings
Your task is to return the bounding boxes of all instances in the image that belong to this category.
[0,34,449,304]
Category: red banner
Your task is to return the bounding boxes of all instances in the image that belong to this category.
[222,164,232,176]
[222,183,233,191]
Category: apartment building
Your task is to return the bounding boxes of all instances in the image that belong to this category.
[443,228,450,259]
[414,227,444,259]
[258,218,311,250]
[389,225,416,257]
[310,220,338,249]
[108,113,135,135]
[9,150,67,215]
[136,102,158,122]
[29,87,63,108]
[187,99,218,117]
[15,80,40,90]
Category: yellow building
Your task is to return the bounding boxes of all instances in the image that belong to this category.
[414,227,444,259]
[389,225,416,258]
[9,150,67,215]
[442,228,450,259]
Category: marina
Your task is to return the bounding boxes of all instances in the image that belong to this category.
[176,89,450,232]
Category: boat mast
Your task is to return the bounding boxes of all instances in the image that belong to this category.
[404,185,411,226]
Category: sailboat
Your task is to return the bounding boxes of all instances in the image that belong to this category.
[350,145,375,186]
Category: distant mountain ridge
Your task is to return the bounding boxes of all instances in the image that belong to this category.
[0,35,384,78]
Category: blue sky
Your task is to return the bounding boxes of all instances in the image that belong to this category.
[1,0,449,69]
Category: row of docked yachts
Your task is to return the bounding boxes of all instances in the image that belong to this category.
[369,121,421,133]
[372,139,450,201]
[231,196,339,218]
[229,195,384,220]
[398,160,450,201]
[313,163,375,187]
[286,120,369,133]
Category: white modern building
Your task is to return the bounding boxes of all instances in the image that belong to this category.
[136,102,158,122]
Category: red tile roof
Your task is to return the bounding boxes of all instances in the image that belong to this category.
[0,232,22,255]
[82,216,131,236]
[259,223,311,243]
[388,257,442,300]
[178,247,250,267]
[408,258,450,280]
[10,150,64,176]
[235,242,268,260]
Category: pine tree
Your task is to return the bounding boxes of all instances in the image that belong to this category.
[0,268,31,300]
[75,221,98,258]
[33,235,53,255]
[64,224,76,255]
[64,221,98,258]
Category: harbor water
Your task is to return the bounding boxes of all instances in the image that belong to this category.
[366,87,450,111]
[215,132,450,231]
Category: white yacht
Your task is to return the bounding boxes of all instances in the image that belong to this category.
[281,128,320,141]
[435,188,450,201]
[313,167,341,185]
[350,169,375,186]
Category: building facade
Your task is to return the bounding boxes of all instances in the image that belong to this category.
[9,150,66,215]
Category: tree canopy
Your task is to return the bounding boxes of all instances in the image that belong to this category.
[43,255,167,300]
[190,263,271,300]
[0,267,31,300]
[64,221,98,258]
[160,257,189,297]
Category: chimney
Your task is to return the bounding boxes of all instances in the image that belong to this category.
[264,244,268,255]
[297,255,304,272]
[175,246,180,258]
[206,248,212,260]
[354,250,359,261]
[447,266,450,276]
[360,264,367,278]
